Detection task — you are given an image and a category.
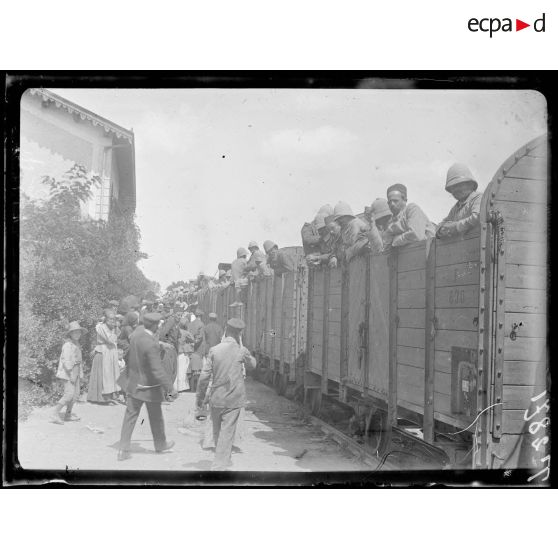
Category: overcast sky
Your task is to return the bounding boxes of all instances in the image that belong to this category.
[50,88,546,290]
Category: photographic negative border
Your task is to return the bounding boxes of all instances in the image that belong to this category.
[3,71,555,487]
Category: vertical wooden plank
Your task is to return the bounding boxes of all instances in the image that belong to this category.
[423,239,436,443]
[388,251,399,427]
[279,274,286,376]
[306,268,314,372]
[254,280,261,353]
[340,262,350,401]
[363,254,371,396]
[321,268,330,395]
[297,266,308,384]
[478,221,493,468]
[492,213,506,439]
[270,275,277,368]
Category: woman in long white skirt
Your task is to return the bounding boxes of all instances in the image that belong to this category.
[174,353,190,392]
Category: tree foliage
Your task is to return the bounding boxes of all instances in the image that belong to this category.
[19,164,157,395]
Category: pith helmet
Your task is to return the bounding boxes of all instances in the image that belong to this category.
[333,201,354,221]
[248,240,259,250]
[263,240,277,253]
[316,204,334,217]
[445,163,478,192]
[369,198,392,221]
[236,247,249,258]
[314,213,327,230]
[324,214,337,226]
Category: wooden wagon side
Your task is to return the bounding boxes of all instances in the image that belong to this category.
[479,134,548,472]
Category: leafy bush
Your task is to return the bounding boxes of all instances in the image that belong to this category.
[19,164,158,405]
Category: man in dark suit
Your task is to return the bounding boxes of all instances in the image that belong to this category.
[117,312,177,461]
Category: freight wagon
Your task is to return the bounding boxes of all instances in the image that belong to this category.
[303,134,548,469]
[198,134,548,471]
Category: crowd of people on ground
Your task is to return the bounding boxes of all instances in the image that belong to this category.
[49,162,482,469]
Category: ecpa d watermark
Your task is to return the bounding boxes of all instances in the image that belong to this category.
[468,13,546,37]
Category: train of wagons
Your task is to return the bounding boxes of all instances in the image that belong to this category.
[197,135,548,472]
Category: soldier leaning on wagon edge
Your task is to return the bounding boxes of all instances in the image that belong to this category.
[329,201,370,265]
[436,163,483,239]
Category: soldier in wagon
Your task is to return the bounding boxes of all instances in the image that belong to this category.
[217,269,228,286]
[365,198,393,254]
[254,252,273,277]
[263,240,297,275]
[231,247,249,306]
[245,241,266,274]
[383,184,435,248]
[330,201,370,264]
[301,204,333,256]
[306,213,340,267]
[436,163,483,239]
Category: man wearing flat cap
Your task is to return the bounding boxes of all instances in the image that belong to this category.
[382,183,435,249]
[197,317,256,470]
[117,312,177,461]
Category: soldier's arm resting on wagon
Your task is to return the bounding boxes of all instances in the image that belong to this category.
[367,221,385,254]
[436,191,482,238]
[391,204,431,247]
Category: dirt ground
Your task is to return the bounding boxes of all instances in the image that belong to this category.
[17,377,371,473]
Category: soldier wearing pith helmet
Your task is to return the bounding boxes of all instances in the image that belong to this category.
[330,201,370,264]
[437,163,483,238]
[365,198,393,254]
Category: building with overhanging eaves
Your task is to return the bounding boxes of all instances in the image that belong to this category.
[20,88,135,221]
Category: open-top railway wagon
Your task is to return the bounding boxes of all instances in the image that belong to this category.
[197,135,548,472]
[303,134,549,470]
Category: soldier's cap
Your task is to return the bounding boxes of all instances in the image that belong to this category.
[227,317,245,330]
[209,312,217,319]
[387,183,407,199]
[109,300,119,306]
[143,312,162,325]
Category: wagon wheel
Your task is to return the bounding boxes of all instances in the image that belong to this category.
[276,372,288,396]
[304,388,322,415]
[364,409,390,456]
